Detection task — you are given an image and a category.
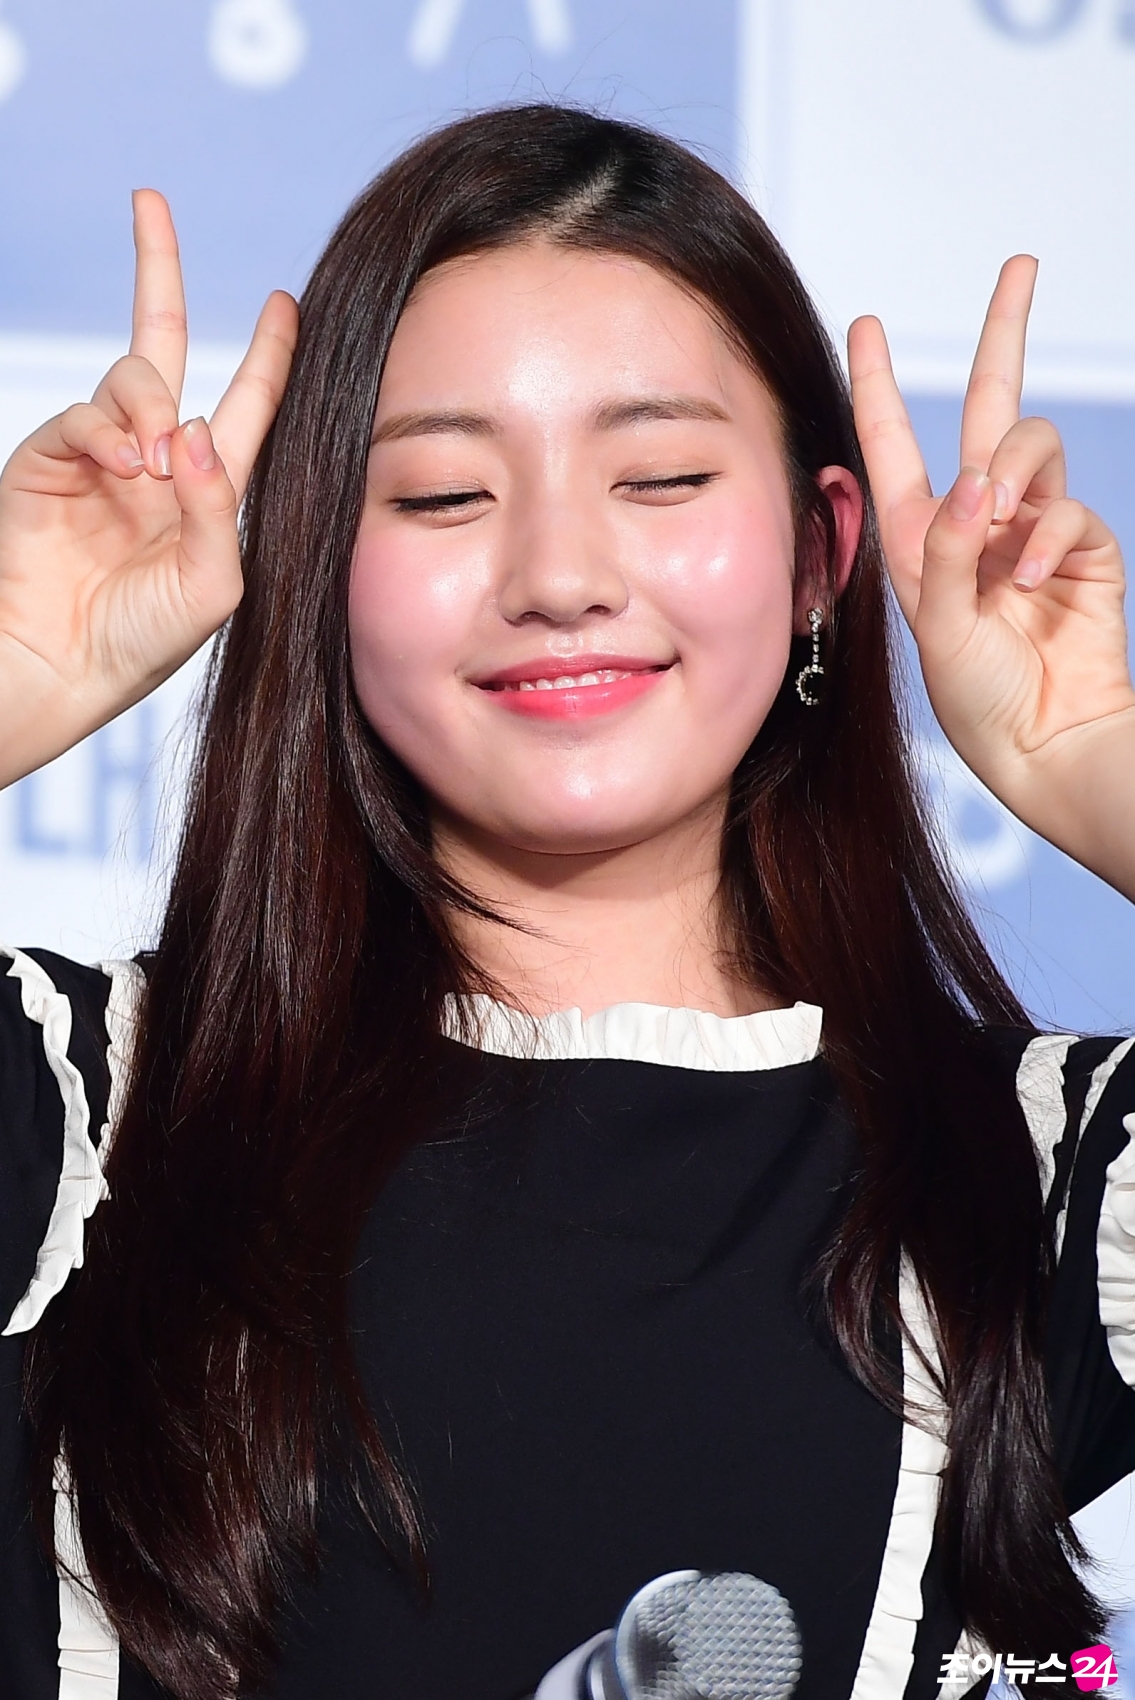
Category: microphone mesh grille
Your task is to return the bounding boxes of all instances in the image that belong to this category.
[618,1571,802,1700]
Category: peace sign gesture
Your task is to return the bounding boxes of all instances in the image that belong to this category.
[0,191,298,787]
[849,260,1135,901]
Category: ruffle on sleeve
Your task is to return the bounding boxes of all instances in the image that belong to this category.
[1097,1097,1135,1391]
[53,1458,120,1696]
[851,1262,949,1700]
[1,949,143,1338]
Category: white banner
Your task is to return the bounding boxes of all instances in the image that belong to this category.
[740,0,1135,396]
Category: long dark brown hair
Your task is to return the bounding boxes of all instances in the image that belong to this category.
[26,104,1101,1696]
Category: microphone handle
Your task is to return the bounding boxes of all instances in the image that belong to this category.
[581,1634,625,1699]
[529,1630,614,1700]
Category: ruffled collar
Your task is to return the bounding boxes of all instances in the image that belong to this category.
[440,994,823,1073]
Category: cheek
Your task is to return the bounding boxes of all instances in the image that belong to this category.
[346,521,486,735]
[636,497,796,715]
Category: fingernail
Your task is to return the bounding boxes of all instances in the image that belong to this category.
[183,417,216,471]
[116,444,144,470]
[946,467,991,523]
[992,481,1010,523]
[154,435,172,478]
[1013,560,1043,591]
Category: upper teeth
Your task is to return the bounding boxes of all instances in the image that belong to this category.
[511,669,632,691]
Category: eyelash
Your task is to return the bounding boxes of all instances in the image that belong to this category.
[395,490,486,513]
[623,472,717,494]
[394,472,718,513]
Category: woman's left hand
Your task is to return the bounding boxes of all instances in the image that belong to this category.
[849,257,1135,902]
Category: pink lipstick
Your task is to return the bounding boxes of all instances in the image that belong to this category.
[473,655,673,720]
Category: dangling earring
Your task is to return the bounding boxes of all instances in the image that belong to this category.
[795,608,825,706]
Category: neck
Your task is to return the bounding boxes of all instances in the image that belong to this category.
[431,797,775,1020]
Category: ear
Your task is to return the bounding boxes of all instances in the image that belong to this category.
[792,466,864,635]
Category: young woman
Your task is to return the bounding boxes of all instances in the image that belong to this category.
[1,104,1133,1700]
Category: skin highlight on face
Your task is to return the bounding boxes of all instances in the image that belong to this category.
[348,241,862,1015]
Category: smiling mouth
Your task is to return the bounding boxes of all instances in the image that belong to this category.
[473,661,674,719]
[483,665,671,693]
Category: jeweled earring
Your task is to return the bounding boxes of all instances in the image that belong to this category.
[795,608,825,706]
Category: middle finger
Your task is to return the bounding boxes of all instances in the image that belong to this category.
[959,255,1038,472]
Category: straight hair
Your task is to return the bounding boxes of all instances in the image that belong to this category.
[26,104,1102,1697]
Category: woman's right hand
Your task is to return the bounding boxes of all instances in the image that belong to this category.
[0,189,299,787]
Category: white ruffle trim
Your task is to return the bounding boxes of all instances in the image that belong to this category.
[1014,1034,1135,1388]
[851,1261,948,1700]
[54,1458,120,1696]
[1099,1123,1135,1387]
[441,994,822,1072]
[97,958,145,1160]
[1095,1040,1135,1388]
[2,949,144,1338]
[1015,1033,1077,1208]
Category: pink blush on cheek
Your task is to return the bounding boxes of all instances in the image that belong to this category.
[347,526,485,715]
[654,540,796,715]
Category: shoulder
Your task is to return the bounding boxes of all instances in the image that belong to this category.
[991,1025,1135,1506]
[0,946,145,1337]
[986,1025,1135,1261]
[999,1028,1135,1228]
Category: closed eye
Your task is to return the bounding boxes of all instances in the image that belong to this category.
[393,472,718,515]
[618,472,720,497]
[394,488,492,514]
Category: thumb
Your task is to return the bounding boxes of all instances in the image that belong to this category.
[169,416,244,629]
[916,466,996,639]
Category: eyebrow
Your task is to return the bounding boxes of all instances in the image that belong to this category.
[370,393,731,445]
[371,409,498,444]
[591,394,732,430]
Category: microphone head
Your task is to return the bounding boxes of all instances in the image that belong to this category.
[608,1570,802,1700]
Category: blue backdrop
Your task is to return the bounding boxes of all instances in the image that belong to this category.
[0,1,737,338]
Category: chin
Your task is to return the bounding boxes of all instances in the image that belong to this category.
[491,811,674,857]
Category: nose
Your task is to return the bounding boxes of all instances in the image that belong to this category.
[496,491,629,626]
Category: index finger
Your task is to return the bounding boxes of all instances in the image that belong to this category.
[959,254,1038,471]
[129,188,187,407]
[848,314,932,512]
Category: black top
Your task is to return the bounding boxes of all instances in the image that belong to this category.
[4,948,1135,1700]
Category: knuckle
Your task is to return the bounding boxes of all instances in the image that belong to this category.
[137,306,187,336]
[237,366,284,410]
[107,352,149,385]
[59,402,96,437]
[201,474,238,516]
[967,370,1015,401]
[110,353,175,404]
[1020,414,1060,440]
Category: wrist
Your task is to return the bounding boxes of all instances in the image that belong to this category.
[980,708,1135,903]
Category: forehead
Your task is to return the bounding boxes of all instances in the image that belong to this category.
[376,241,779,429]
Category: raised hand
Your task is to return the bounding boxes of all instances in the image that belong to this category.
[0,190,298,787]
[849,259,1135,901]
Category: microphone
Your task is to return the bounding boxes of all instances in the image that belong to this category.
[532,1570,802,1700]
